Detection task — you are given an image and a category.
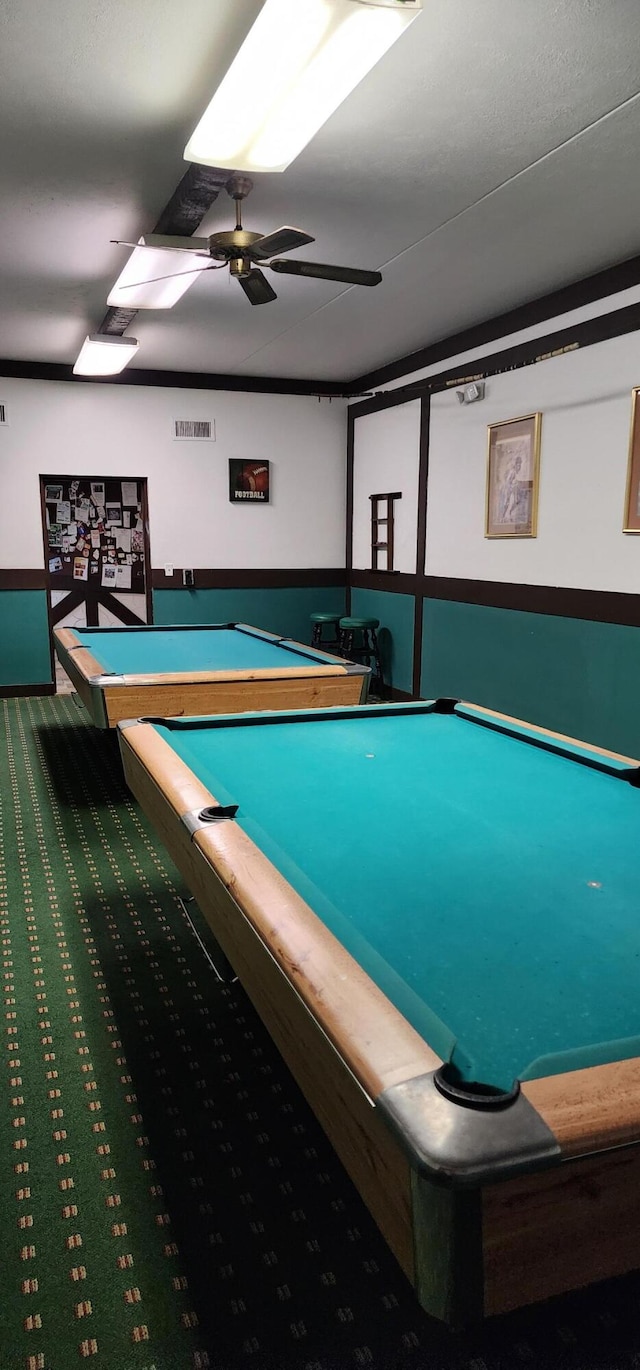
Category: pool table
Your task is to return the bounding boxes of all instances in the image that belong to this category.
[118,698,640,1326]
[53,622,369,727]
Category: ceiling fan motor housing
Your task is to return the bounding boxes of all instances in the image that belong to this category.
[229,255,257,280]
[208,230,264,273]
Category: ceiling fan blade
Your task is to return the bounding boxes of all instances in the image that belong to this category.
[119,263,224,291]
[269,258,383,287]
[251,226,315,260]
[238,270,278,306]
[269,258,382,287]
[111,236,211,257]
[141,233,211,254]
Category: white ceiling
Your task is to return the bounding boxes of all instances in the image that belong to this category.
[2,0,640,384]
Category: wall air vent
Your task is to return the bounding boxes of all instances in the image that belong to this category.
[173,418,215,441]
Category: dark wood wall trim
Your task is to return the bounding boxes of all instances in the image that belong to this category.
[3,564,346,595]
[423,576,640,628]
[152,567,347,591]
[50,588,86,627]
[350,569,418,595]
[0,569,47,590]
[352,249,640,392]
[0,359,351,399]
[350,389,422,418]
[413,397,431,695]
[345,415,355,615]
[351,570,640,630]
[0,683,55,699]
[99,592,147,627]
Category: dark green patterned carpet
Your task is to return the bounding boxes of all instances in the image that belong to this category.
[2,694,640,1370]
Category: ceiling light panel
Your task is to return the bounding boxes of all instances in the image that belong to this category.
[73,335,139,376]
[185,0,421,174]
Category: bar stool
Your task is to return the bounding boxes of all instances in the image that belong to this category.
[310,612,342,652]
[339,616,384,690]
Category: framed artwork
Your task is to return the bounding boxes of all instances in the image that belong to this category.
[623,387,640,532]
[229,459,270,503]
[485,412,542,538]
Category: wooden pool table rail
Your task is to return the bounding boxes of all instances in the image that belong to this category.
[462,701,640,767]
[522,1057,640,1155]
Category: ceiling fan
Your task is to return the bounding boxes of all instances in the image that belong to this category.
[116,174,382,307]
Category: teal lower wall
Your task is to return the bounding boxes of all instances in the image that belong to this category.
[154,584,415,691]
[0,591,52,687]
[153,586,346,648]
[422,597,640,757]
[349,587,415,694]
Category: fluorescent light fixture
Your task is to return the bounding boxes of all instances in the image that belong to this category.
[107,235,212,309]
[73,335,139,376]
[185,0,422,174]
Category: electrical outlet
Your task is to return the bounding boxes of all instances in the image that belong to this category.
[164,563,174,577]
[183,569,194,587]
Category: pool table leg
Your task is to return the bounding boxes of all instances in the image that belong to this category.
[177,894,237,983]
[412,1176,484,1327]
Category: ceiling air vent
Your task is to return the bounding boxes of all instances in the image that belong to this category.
[173,418,215,441]
[0,403,7,426]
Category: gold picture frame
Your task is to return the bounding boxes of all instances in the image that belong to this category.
[485,412,542,538]
[623,387,640,532]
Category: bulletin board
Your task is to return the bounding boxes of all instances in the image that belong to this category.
[41,475,148,595]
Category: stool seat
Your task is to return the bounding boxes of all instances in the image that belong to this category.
[339,616,379,631]
[310,613,341,624]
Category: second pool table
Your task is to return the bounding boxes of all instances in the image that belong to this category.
[53,621,369,727]
[118,699,640,1325]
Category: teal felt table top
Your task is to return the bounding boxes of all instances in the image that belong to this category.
[151,703,640,1090]
[75,624,330,676]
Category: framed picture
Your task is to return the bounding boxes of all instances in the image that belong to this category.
[229,459,270,503]
[485,412,542,538]
[623,387,640,532]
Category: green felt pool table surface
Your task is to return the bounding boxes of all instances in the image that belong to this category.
[146,700,640,1092]
[67,624,336,674]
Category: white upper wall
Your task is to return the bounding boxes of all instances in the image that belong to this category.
[0,377,346,569]
[352,400,421,573]
[426,331,640,593]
